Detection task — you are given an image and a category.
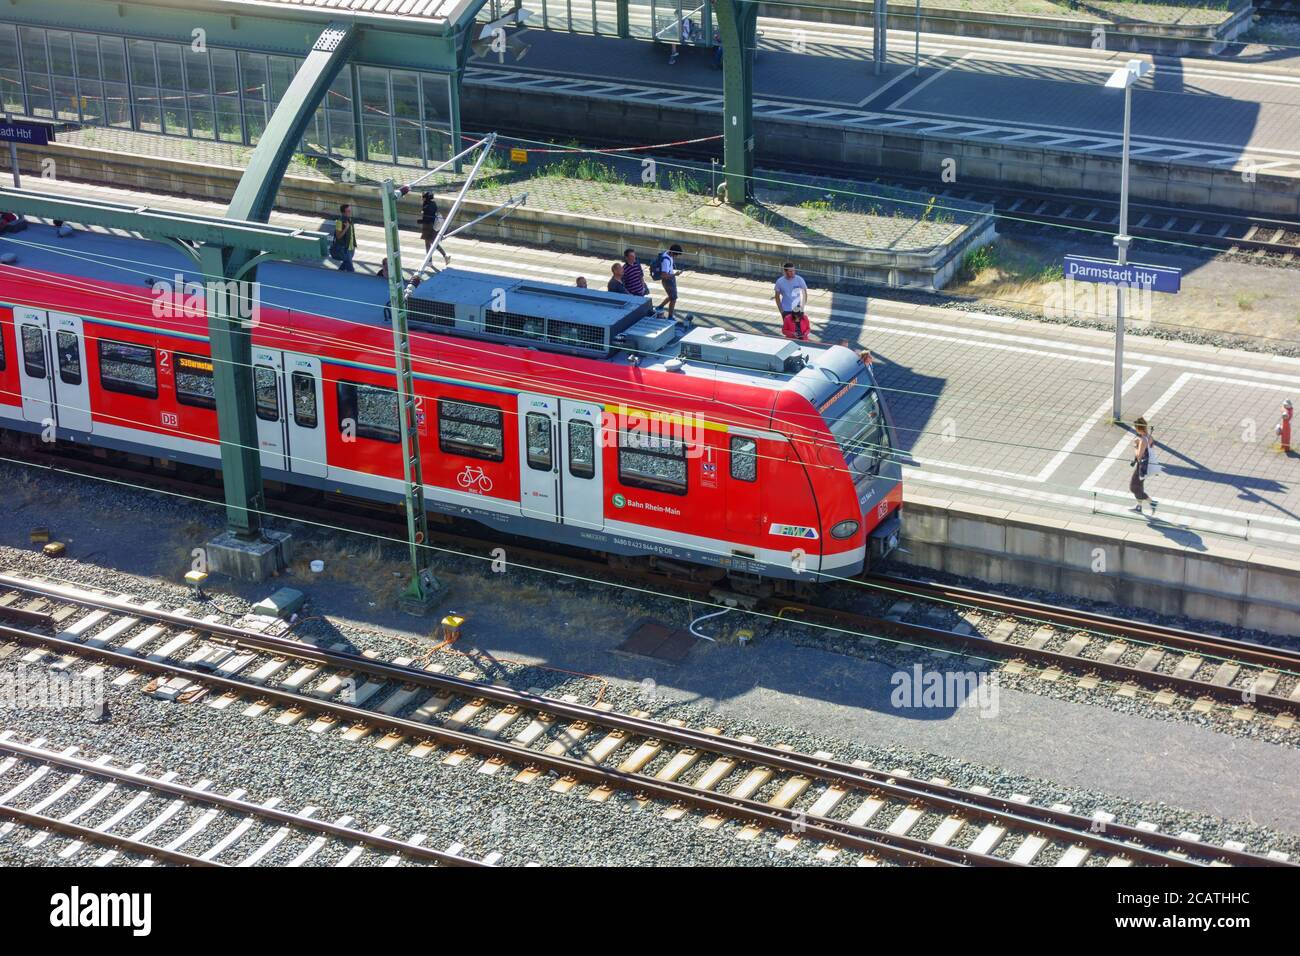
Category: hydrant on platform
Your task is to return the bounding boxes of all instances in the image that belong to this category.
[1277,399,1294,453]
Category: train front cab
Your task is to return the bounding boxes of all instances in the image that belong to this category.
[817,368,903,576]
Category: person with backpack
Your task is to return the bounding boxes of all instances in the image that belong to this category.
[651,243,683,319]
[774,262,810,341]
[331,204,357,273]
[1129,416,1159,515]
[621,248,648,298]
[418,191,440,252]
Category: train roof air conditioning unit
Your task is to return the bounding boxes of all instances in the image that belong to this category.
[678,327,801,373]
[408,269,651,358]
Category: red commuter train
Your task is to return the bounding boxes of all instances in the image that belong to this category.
[0,223,902,583]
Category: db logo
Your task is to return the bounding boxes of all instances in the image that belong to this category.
[161,412,179,427]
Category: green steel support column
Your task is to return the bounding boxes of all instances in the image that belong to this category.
[210,21,359,538]
[351,64,367,164]
[380,180,444,613]
[617,0,631,37]
[226,24,359,225]
[453,26,479,172]
[198,244,265,538]
[449,77,464,172]
[714,0,758,206]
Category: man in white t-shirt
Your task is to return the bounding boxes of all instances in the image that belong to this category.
[774,262,810,341]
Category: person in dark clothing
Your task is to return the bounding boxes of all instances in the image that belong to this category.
[332,204,357,272]
[621,248,648,298]
[608,262,628,294]
[419,191,439,251]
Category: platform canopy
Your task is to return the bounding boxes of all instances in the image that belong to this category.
[2,0,490,67]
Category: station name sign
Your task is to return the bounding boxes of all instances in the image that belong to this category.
[1062,255,1181,294]
[0,119,53,146]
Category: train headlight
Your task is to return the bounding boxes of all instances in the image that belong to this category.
[830,520,860,539]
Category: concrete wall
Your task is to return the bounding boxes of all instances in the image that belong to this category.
[13,140,995,290]
[461,81,1300,219]
[901,494,1300,637]
[758,0,1254,56]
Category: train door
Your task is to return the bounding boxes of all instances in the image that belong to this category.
[283,352,327,479]
[251,347,288,472]
[560,399,604,532]
[48,313,93,434]
[518,393,560,522]
[725,431,763,536]
[15,308,54,427]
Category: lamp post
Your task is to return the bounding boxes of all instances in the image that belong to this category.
[3,110,19,189]
[1104,58,1153,423]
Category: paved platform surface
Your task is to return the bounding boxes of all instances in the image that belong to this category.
[470,20,1300,173]
[12,175,1300,558]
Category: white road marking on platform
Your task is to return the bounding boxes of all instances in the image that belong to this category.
[1035,367,1150,483]
[888,51,973,111]
[856,54,944,108]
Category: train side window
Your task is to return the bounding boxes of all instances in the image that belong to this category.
[253,366,279,422]
[21,326,46,379]
[292,371,318,429]
[56,331,82,386]
[525,413,552,472]
[175,353,216,409]
[618,430,687,495]
[97,339,157,398]
[438,398,504,462]
[0,318,6,371]
[729,436,758,482]
[336,380,400,443]
[567,420,595,479]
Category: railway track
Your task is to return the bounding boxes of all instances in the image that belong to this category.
[0,569,1292,866]
[769,573,1300,723]
[0,731,493,867]
[1257,0,1300,16]
[10,439,1300,723]
[9,442,1300,728]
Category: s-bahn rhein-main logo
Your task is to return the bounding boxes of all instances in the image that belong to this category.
[49,887,152,937]
[150,273,262,328]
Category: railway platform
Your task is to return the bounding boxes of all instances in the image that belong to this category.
[478,21,1300,170]
[464,24,1300,215]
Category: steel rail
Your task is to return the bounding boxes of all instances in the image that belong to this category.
[867,573,1300,672]
[761,597,1300,715]
[0,737,488,867]
[0,621,973,866]
[0,802,222,867]
[1,575,1254,865]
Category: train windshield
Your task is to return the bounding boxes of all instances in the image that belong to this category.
[827,387,889,484]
